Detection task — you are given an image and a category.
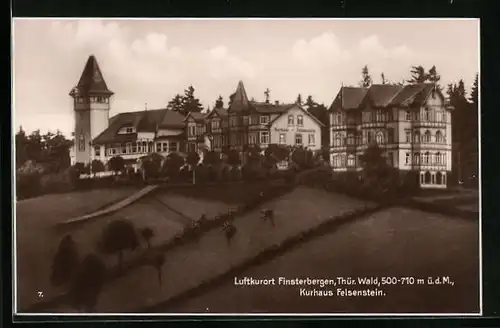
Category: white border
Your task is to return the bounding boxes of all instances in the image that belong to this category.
[11,17,482,317]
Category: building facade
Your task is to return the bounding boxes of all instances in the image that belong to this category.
[329,84,453,189]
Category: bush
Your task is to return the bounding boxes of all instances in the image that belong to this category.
[39,168,78,194]
[16,172,42,199]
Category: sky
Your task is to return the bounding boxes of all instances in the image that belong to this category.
[13,19,479,137]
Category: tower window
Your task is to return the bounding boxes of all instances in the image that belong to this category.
[78,134,85,151]
[94,146,100,157]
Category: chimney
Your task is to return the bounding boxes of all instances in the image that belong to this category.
[275,100,279,105]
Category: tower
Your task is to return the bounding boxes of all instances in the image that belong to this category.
[70,55,113,164]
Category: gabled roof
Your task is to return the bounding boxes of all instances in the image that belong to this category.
[93,109,185,144]
[184,111,206,122]
[329,87,368,111]
[269,104,325,127]
[70,55,113,97]
[330,83,447,111]
[252,102,293,114]
[363,84,402,108]
[228,81,252,112]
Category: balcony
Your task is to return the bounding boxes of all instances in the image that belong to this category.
[331,123,358,131]
[412,120,447,128]
[361,122,386,129]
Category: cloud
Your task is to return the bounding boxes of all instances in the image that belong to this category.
[292,32,350,67]
[202,45,256,80]
[358,35,413,59]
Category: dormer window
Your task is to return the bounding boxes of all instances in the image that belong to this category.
[118,125,135,134]
[260,115,270,124]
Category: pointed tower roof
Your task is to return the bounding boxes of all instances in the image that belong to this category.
[228,80,252,112]
[70,55,113,97]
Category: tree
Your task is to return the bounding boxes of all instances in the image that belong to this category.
[296,94,303,105]
[381,73,387,84]
[162,152,185,181]
[226,149,241,167]
[358,144,397,191]
[68,254,106,313]
[166,94,184,113]
[215,95,224,109]
[141,153,164,180]
[186,151,200,184]
[246,145,262,166]
[291,146,314,169]
[182,85,204,115]
[304,95,317,109]
[50,235,80,287]
[140,227,155,249]
[360,65,372,88]
[108,156,125,176]
[98,219,139,269]
[202,150,221,166]
[90,159,105,177]
[469,73,478,106]
[408,65,428,84]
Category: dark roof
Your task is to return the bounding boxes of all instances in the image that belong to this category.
[252,102,294,114]
[330,83,446,111]
[70,55,113,96]
[329,87,368,111]
[93,109,185,144]
[228,81,252,112]
[363,84,402,108]
[213,108,228,117]
[185,111,206,122]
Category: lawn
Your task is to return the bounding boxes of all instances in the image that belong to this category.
[17,183,268,312]
[42,187,373,313]
[164,207,480,314]
[413,190,479,213]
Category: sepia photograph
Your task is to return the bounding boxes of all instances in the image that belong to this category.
[12,18,480,315]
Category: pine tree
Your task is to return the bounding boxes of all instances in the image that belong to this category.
[408,65,427,84]
[264,88,271,103]
[296,94,303,105]
[304,95,316,109]
[181,85,204,115]
[360,65,372,88]
[381,73,387,85]
[427,65,443,91]
[215,95,224,109]
[469,74,478,106]
[166,94,184,113]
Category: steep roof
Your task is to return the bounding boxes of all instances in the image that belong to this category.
[363,84,402,108]
[329,87,368,111]
[228,81,252,112]
[330,83,446,111]
[184,111,206,122]
[93,109,185,144]
[70,55,113,96]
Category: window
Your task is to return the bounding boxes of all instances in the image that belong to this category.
[435,152,441,165]
[339,155,346,167]
[288,115,294,125]
[405,152,410,165]
[333,155,339,167]
[387,128,394,144]
[121,144,127,154]
[156,143,161,152]
[260,115,270,124]
[405,131,411,143]
[423,152,430,164]
[435,130,443,143]
[297,115,304,126]
[375,110,384,122]
[347,155,355,167]
[436,111,442,122]
[420,173,424,184]
[170,142,178,152]
[148,142,154,153]
[406,111,411,121]
[243,116,249,125]
[424,108,430,121]
[162,142,168,152]
[431,173,436,184]
[424,130,431,143]
[94,146,100,157]
[279,133,286,144]
[132,142,137,153]
[436,172,443,185]
[230,116,237,127]
[250,115,259,125]
[335,113,342,125]
[424,171,431,184]
[414,131,420,143]
[212,120,220,130]
[376,132,384,144]
[78,134,85,151]
[249,134,258,145]
[334,133,342,147]
[295,133,303,145]
[442,112,447,122]
[414,152,420,165]
[260,131,270,144]
[347,134,355,145]
[308,133,315,145]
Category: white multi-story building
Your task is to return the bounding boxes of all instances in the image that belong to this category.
[329,83,453,189]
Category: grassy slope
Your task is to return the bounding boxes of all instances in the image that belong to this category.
[165,207,480,314]
[76,187,371,312]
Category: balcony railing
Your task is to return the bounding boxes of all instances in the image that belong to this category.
[411,120,447,128]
